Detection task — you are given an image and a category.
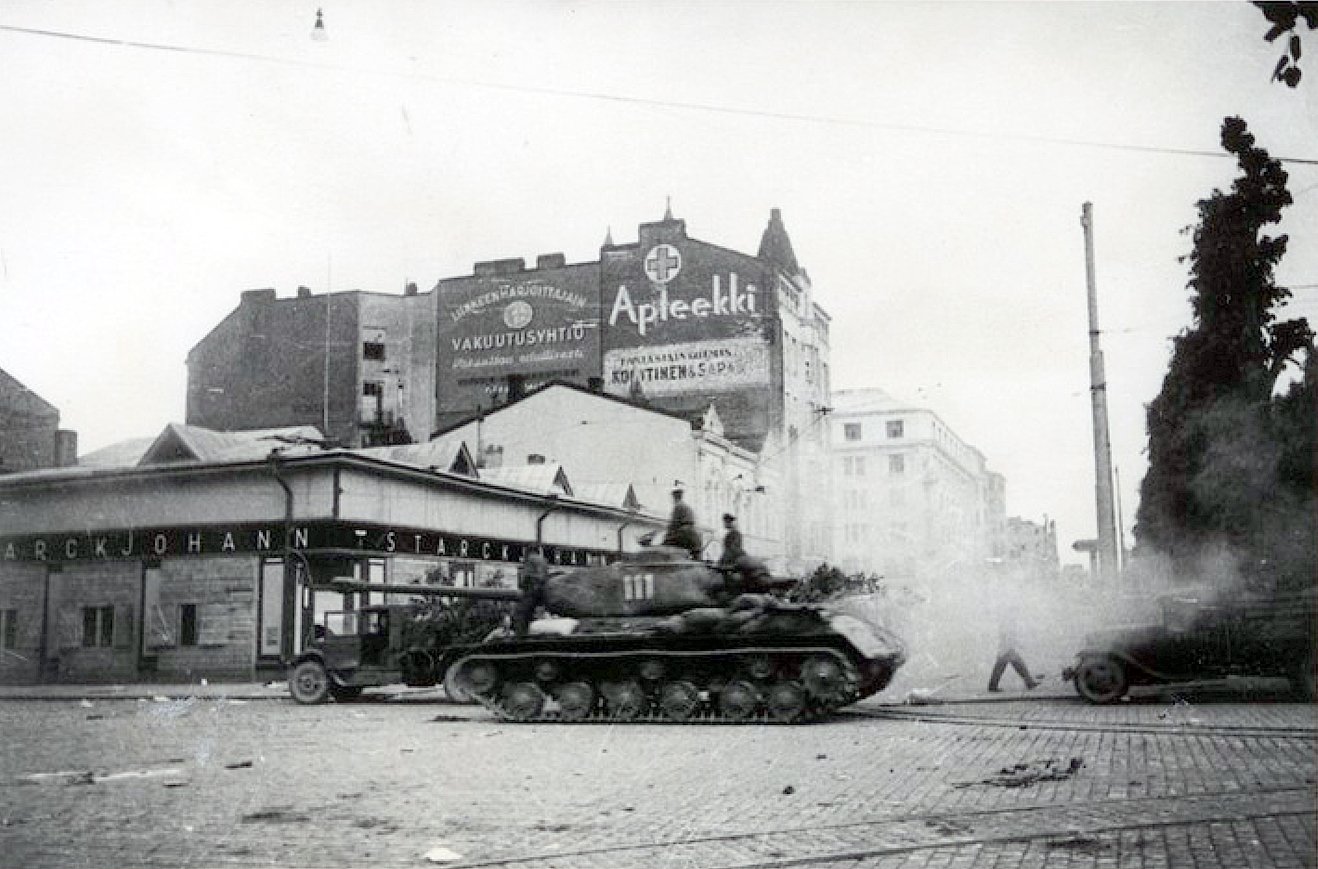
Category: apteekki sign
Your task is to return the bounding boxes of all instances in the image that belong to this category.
[0,522,615,567]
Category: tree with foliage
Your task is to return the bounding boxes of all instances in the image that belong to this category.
[1255,1,1318,87]
[1135,117,1315,589]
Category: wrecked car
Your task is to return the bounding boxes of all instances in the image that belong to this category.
[1064,589,1316,703]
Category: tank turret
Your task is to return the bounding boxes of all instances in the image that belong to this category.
[449,547,905,723]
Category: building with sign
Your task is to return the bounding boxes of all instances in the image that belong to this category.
[186,207,833,565]
[830,388,1005,582]
[186,284,436,448]
[434,254,599,423]
[0,424,663,685]
[434,207,834,565]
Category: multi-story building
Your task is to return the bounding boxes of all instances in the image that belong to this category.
[830,388,1003,582]
[186,284,435,448]
[0,367,77,474]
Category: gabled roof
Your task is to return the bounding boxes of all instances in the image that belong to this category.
[573,482,642,512]
[0,367,58,417]
[138,423,327,466]
[78,437,156,469]
[479,463,573,498]
[356,437,478,478]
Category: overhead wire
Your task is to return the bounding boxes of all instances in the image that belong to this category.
[2,21,1317,167]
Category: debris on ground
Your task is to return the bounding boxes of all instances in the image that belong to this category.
[240,808,311,824]
[954,757,1084,789]
[1047,834,1109,852]
[423,844,464,863]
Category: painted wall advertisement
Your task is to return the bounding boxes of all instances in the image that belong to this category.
[602,239,772,399]
[437,267,600,406]
[604,337,769,397]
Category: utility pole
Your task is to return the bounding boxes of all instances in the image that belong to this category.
[1081,203,1119,586]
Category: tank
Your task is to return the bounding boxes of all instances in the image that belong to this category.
[447,546,906,723]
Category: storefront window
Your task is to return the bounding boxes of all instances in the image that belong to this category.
[81,606,114,648]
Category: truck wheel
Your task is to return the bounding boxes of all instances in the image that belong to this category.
[1074,656,1127,704]
[289,660,331,705]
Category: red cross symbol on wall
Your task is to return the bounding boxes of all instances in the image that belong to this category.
[644,244,681,283]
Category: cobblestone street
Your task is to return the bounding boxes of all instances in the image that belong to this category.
[1,692,1313,869]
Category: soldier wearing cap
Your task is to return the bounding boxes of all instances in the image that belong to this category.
[718,513,745,567]
[661,487,703,560]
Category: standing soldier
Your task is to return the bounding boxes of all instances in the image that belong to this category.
[512,547,550,637]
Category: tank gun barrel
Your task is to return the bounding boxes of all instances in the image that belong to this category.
[310,580,522,602]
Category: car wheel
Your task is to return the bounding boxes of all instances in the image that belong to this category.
[1073,656,1128,704]
[289,659,331,705]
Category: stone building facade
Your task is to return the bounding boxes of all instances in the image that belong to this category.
[829,388,1004,582]
[186,285,435,448]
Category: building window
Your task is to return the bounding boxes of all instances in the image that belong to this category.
[0,609,16,649]
[844,423,862,441]
[842,456,867,477]
[889,454,906,475]
[81,606,114,648]
[887,420,904,439]
[363,340,385,361]
[363,381,384,398]
[179,604,199,647]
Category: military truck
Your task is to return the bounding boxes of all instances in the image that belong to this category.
[1065,588,1317,704]
[286,582,519,704]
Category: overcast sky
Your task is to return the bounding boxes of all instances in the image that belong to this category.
[1,1,1314,565]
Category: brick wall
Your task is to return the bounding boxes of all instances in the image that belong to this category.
[48,563,140,683]
[147,556,258,681]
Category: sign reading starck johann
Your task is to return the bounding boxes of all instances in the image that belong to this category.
[603,337,769,397]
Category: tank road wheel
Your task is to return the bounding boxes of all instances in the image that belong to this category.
[557,682,596,721]
[1073,656,1128,704]
[638,658,667,682]
[658,681,702,721]
[443,663,475,704]
[766,681,807,723]
[719,679,761,721]
[742,655,775,680]
[289,660,331,705]
[502,682,548,720]
[459,659,500,698]
[602,679,647,720]
[534,658,561,683]
[801,655,847,704]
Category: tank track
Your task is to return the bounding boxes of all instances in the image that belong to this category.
[451,645,862,724]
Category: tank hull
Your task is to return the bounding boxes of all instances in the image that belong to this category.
[450,610,904,723]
